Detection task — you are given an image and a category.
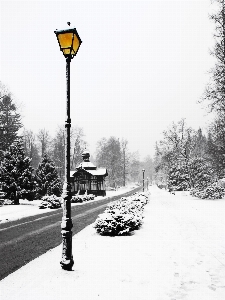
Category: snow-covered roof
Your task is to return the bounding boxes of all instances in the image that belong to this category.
[70,168,108,177]
[70,149,107,177]
[85,168,108,176]
[76,161,96,170]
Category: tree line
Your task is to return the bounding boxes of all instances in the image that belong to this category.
[0,82,154,203]
[154,0,225,194]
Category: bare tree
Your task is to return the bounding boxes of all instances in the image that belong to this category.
[96,137,123,188]
[129,151,140,183]
[23,129,40,169]
[71,126,86,169]
[51,126,65,181]
[121,138,129,186]
[37,129,51,157]
[202,0,225,113]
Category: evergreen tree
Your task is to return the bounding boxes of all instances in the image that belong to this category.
[36,154,62,197]
[167,163,190,191]
[0,94,22,158]
[206,124,225,178]
[188,157,214,190]
[0,140,36,204]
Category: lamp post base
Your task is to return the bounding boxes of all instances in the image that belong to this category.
[60,217,74,270]
[60,258,74,271]
[60,181,74,271]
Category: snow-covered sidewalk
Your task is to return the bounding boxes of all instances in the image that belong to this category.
[1,186,225,300]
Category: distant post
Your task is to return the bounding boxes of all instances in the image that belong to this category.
[142,169,145,192]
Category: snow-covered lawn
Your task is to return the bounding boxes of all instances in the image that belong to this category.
[1,186,225,300]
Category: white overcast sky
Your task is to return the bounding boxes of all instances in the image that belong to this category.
[0,0,217,159]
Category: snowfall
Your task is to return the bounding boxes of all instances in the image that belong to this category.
[0,185,225,300]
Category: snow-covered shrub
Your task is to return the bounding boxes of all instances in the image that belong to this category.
[71,195,83,203]
[71,193,95,203]
[0,199,14,205]
[93,192,149,236]
[190,182,225,200]
[130,192,149,205]
[39,195,62,209]
[3,199,14,205]
[83,193,95,202]
[167,163,190,191]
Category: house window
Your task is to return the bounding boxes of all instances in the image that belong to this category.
[91,180,97,190]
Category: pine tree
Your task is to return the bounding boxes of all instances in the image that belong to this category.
[0,94,22,158]
[206,127,225,178]
[189,157,214,190]
[36,154,62,197]
[0,140,36,204]
[167,163,190,191]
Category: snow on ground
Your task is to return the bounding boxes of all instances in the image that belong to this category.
[1,186,225,300]
[0,185,136,223]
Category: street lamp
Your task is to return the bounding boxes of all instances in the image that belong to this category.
[142,169,145,192]
[54,24,82,270]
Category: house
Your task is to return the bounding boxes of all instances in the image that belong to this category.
[70,150,108,196]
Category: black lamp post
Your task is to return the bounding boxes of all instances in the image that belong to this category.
[142,169,145,192]
[54,24,82,270]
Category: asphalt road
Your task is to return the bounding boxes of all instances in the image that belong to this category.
[0,187,141,280]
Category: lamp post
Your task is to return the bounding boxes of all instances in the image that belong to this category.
[54,24,82,270]
[142,169,145,192]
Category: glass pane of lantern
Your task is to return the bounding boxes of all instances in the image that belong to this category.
[58,32,73,50]
[62,48,71,55]
[72,34,80,53]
